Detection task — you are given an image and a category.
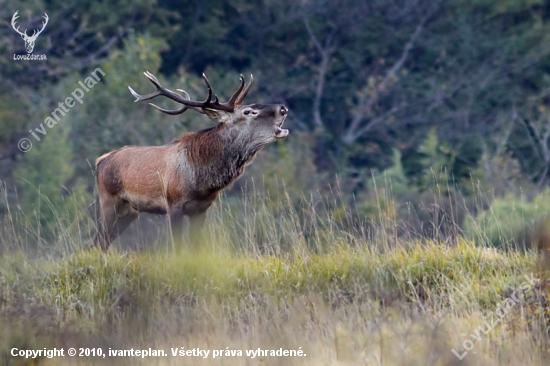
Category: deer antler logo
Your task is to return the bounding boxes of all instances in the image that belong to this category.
[11,11,48,54]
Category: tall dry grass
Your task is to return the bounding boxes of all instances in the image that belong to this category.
[0,182,549,365]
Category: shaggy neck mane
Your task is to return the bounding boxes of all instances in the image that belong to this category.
[173,124,262,195]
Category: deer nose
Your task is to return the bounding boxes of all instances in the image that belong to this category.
[280,106,288,116]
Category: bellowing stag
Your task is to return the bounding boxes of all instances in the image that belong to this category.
[93,72,289,250]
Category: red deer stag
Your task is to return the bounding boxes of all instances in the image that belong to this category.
[93,72,289,250]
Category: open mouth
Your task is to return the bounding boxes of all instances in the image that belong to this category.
[275,117,289,138]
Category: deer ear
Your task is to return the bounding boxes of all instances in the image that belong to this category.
[203,109,233,124]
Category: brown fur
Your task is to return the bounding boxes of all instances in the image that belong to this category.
[93,103,289,251]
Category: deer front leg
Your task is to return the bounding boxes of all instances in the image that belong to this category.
[188,211,207,250]
[169,210,185,244]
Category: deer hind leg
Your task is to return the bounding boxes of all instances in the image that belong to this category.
[93,196,137,251]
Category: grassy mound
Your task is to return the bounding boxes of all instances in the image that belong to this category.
[1,240,548,365]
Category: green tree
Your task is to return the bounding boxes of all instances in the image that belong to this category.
[14,123,90,242]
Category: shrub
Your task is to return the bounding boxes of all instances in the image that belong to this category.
[463,188,550,249]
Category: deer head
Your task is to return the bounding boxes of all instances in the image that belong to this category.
[128,72,289,144]
[11,11,49,54]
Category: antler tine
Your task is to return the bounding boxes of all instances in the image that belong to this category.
[201,73,214,105]
[176,89,191,99]
[129,71,235,115]
[235,75,253,105]
[176,89,205,114]
[127,85,158,102]
[143,71,163,91]
[129,71,195,105]
[148,87,203,115]
[226,75,246,106]
[148,104,189,115]
[11,11,27,37]
[200,73,235,111]
[35,13,48,36]
[127,71,164,102]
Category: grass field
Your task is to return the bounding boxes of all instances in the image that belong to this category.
[1,189,550,365]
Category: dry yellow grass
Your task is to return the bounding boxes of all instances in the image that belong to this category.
[1,189,549,365]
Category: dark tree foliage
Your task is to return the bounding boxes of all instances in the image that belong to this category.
[2,0,550,231]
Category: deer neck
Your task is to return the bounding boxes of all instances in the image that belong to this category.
[184,126,262,195]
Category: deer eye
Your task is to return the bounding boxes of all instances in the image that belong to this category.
[243,109,258,116]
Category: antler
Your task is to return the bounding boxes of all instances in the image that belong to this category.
[11,11,27,37]
[32,13,49,38]
[128,72,253,115]
[234,75,253,105]
[11,12,48,39]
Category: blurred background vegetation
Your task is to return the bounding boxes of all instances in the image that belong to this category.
[4,2,550,364]
[3,0,550,247]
